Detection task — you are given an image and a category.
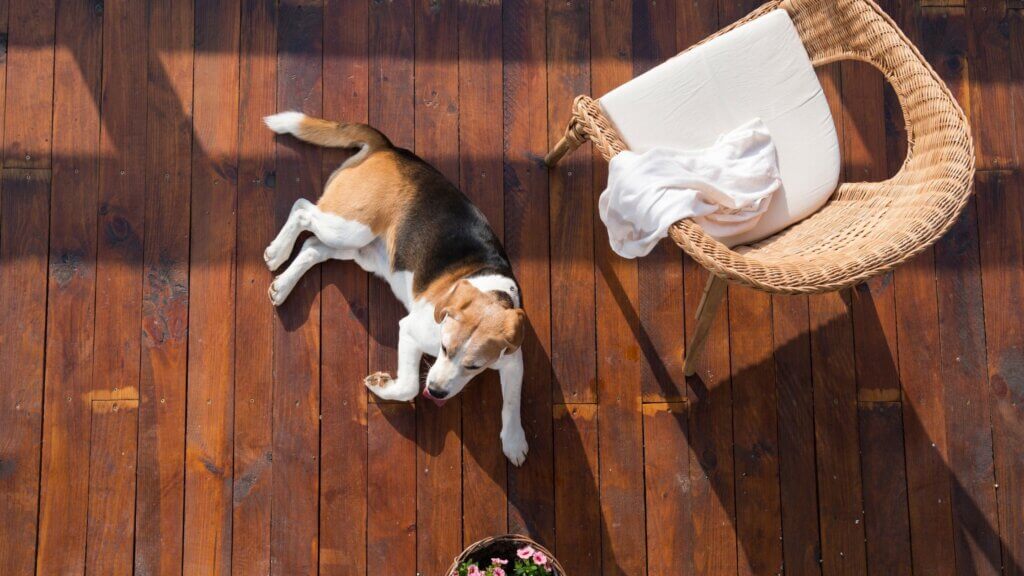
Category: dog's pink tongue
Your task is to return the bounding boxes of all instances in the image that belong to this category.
[422,388,447,407]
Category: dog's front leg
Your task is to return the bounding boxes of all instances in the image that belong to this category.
[364,316,423,402]
[498,350,528,466]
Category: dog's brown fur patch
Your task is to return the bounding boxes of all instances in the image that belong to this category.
[316,150,416,252]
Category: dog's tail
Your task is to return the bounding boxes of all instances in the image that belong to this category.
[263,111,391,154]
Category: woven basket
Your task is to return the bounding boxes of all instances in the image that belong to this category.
[448,534,566,576]
[555,0,974,295]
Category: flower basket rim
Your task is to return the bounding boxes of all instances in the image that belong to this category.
[448,533,566,576]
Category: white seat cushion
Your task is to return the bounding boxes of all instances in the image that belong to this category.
[599,9,840,247]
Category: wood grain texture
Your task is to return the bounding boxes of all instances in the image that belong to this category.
[504,0,556,546]
[34,0,102,569]
[554,404,601,575]
[3,0,54,168]
[183,0,240,571]
[92,0,148,403]
[547,0,596,404]
[135,0,193,573]
[728,287,783,576]
[367,403,417,575]
[0,169,49,576]
[858,401,913,575]
[319,0,369,574]
[976,170,1024,576]
[85,400,139,576]
[643,403,693,576]
[967,0,1019,169]
[772,295,822,576]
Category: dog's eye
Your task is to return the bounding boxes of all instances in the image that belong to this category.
[466,364,482,371]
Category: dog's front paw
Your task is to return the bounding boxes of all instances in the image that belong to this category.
[501,426,529,466]
[364,372,418,402]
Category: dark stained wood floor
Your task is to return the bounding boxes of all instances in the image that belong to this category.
[0,0,1022,574]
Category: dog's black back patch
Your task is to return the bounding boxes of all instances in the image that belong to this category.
[389,147,517,294]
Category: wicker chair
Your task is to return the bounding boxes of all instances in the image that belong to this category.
[545,0,974,375]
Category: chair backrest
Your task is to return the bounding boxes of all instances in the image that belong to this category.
[782,0,974,205]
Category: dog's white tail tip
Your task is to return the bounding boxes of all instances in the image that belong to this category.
[264,111,306,134]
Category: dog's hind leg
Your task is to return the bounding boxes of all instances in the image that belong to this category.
[265,198,374,271]
[269,236,356,306]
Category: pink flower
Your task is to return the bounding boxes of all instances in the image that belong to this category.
[492,568,506,576]
[517,546,536,559]
[532,551,549,566]
[467,565,482,575]
[491,558,509,565]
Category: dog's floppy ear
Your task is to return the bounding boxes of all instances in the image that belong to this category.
[502,309,526,353]
[433,279,473,324]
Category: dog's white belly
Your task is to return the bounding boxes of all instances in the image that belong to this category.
[353,238,418,313]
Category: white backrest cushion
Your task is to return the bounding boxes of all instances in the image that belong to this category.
[599,9,840,247]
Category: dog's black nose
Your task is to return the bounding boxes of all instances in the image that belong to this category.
[427,387,449,399]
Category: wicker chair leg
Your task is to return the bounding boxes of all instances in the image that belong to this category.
[544,122,584,166]
[683,274,728,377]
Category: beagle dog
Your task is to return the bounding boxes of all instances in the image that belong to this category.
[263,112,529,465]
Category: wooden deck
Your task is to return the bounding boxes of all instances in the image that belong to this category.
[0,0,1022,574]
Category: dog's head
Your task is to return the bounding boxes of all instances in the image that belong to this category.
[425,280,525,404]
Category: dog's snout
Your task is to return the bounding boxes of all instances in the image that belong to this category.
[426,387,449,399]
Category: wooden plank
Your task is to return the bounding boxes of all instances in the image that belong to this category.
[367,403,417,575]
[272,2,323,574]
[182,0,240,571]
[34,0,102,569]
[643,403,693,575]
[728,287,783,576]
[0,0,10,161]
[0,168,49,576]
[414,1,461,572]
[857,401,913,575]
[458,0,508,545]
[807,291,868,576]
[590,2,647,574]
[635,0,685,403]
[92,0,148,402]
[683,259,737,576]
[936,198,1003,576]
[135,0,193,573]
[553,404,601,575]
[966,0,1019,170]
[504,0,556,544]
[923,8,1003,576]
[771,295,822,576]
[975,170,1024,576]
[319,0,369,574]
[547,0,596,404]
[3,0,54,168]
[84,400,139,576]
[232,0,275,574]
